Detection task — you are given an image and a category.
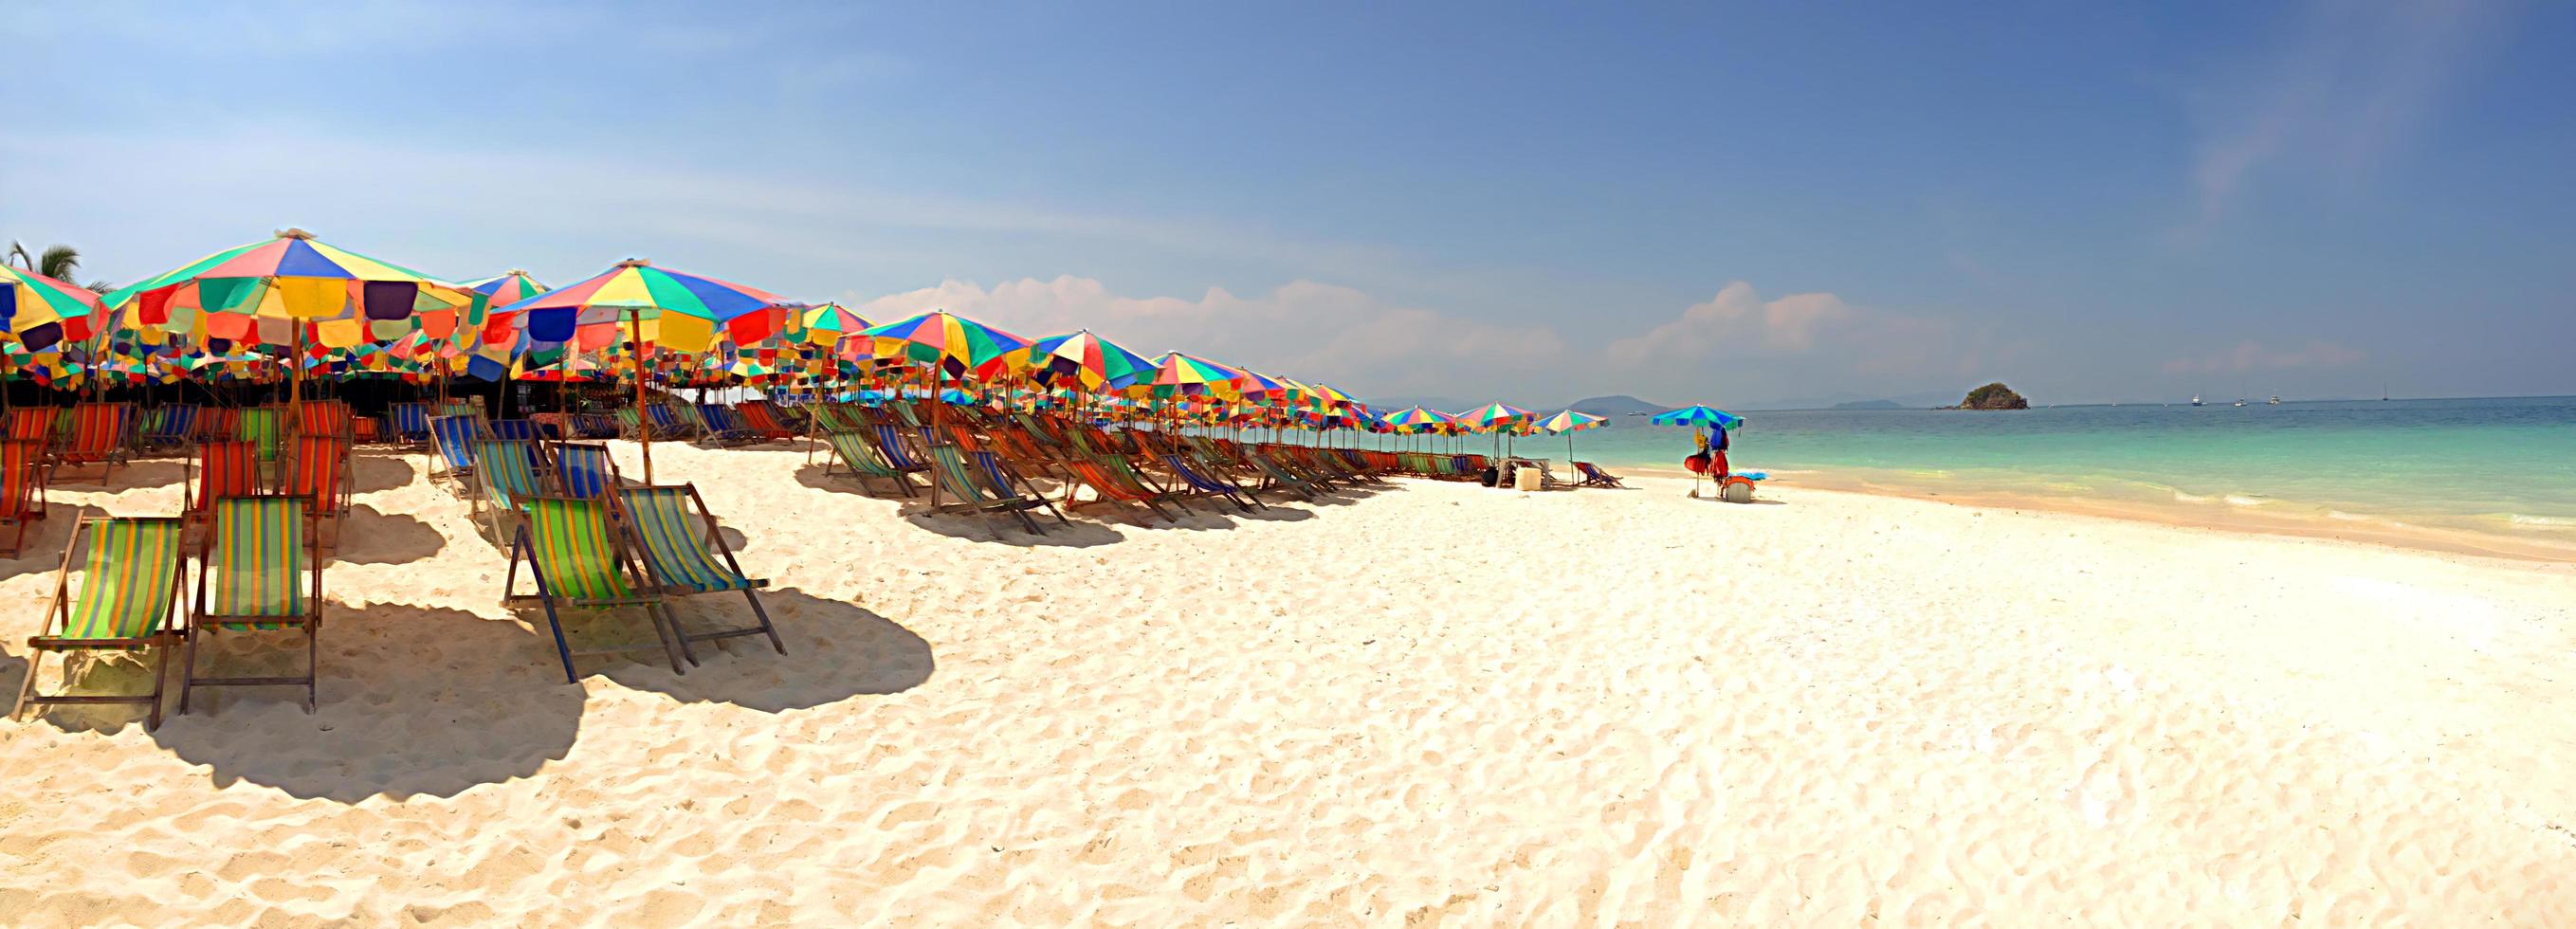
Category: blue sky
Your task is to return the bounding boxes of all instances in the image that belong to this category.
[5,1,2571,406]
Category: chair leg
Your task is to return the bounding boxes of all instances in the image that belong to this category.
[649,602,692,672]
[146,640,169,730]
[9,648,43,723]
[178,628,200,716]
[743,590,785,655]
[303,622,318,714]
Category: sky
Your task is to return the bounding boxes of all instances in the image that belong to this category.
[5,1,2572,408]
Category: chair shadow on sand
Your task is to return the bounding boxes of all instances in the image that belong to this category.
[590,587,934,713]
[329,503,448,566]
[136,604,587,802]
[49,459,187,491]
[348,450,424,494]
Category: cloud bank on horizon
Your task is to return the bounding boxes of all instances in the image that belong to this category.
[2,1,2568,407]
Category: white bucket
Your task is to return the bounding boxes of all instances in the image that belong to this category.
[1514,466,1543,492]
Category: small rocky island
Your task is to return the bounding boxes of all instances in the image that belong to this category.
[1950,382,2030,410]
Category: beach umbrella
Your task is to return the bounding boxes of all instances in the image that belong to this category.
[858,310,1033,507]
[101,228,473,427]
[495,258,796,482]
[1649,404,1743,430]
[1536,409,1607,464]
[0,263,106,353]
[1148,352,1242,399]
[1025,329,1155,392]
[465,269,550,306]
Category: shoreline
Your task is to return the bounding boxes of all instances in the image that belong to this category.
[1616,464,2576,565]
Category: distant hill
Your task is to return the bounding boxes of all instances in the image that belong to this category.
[1565,394,1669,416]
[1831,399,1905,410]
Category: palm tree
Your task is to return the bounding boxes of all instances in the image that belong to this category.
[8,240,112,292]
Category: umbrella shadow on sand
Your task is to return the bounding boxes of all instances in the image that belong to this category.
[900,507,1126,548]
[348,451,424,494]
[0,504,76,582]
[49,459,186,491]
[593,587,933,713]
[329,503,448,566]
[139,604,586,802]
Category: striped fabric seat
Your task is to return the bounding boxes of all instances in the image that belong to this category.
[206,497,308,624]
[823,428,916,497]
[141,404,199,450]
[613,408,644,438]
[491,419,539,442]
[193,406,238,444]
[60,403,133,469]
[11,517,187,729]
[871,425,927,471]
[646,404,692,438]
[188,441,262,518]
[285,435,352,519]
[1,439,48,557]
[236,407,286,463]
[620,487,758,593]
[552,443,619,499]
[429,414,487,487]
[506,496,687,682]
[390,402,432,443]
[4,408,57,445]
[296,399,353,440]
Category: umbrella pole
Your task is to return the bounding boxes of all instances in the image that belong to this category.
[287,320,303,444]
[929,363,943,510]
[631,304,651,483]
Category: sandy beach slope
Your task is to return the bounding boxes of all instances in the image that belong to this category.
[3,442,2571,924]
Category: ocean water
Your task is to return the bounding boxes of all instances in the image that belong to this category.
[1356,396,2576,549]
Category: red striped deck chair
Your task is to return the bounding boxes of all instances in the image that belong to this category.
[296,398,354,442]
[192,406,239,445]
[11,516,187,729]
[615,484,785,663]
[186,441,263,526]
[5,408,58,446]
[738,401,796,441]
[181,495,324,715]
[1059,455,1180,523]
[283,435,353,543]
[58,403,134,476]
[502,496,686,682]
[1,439,50,558]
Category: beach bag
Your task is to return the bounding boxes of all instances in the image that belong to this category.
[1683,452,1710,474]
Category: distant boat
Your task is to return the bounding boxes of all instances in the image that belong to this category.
[2233,398,2247,407]
[2191,394,2203,406]
[2267,395,2281,405]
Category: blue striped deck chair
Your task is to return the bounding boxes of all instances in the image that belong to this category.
[390,402,432,445]
[429,414,491,493]
[140,404,199,453]
[870,425,928,473]
[922,444,1043,534]
[1162,453,1259,512]
[491,418,539,442]
[691,404,756,446]
[551,442,620,500]
[615,483,784,663]
[502,495,685,682]
[470,438,552,542]
[972,449,1068,527]
[645,403,692,440]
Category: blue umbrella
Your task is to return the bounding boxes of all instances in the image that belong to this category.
[1649,405,1743,429]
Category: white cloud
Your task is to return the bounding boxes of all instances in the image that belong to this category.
[2162,339,2366,374]
[849,276,1569,399]
[1603,282,1853,365]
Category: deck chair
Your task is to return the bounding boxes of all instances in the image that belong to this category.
[11,516,188,729]
[184,441,263,527]
[503,496,687,682]
[469,438,552,542]
[550,442,622,500]
[138,404,199,454]
[296,399,354,442]
[2,439,52,557]
[822,428,920,497]
[922,444,1045,534]
[646,403,694,439]
[615,484,785,662]
[739,401,796,440]
[283,435,353,543]
[352,414,383,445]
[192,406,238,446]
[429,413,488,493]
[389,402,432,445]
[181,495,324,715]
[1575,461,1626,487]
[1059,455,1180,523]
[1162,453,1259,512]
[869,425,931,476]
[5,408,60,446]
[1237,446,1322,501]
[235,406,286,464]
[577,413,620,439]
[613,407,645,438]
[491,418,539,442]
[692,404,758,446]
[971,449,1069,527]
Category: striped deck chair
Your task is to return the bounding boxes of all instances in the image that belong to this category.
[436,398,481,418]
[191,406,237,446]
[1,439,52,557]
[139,404,199,453]
[922,444,1043,534]
[284,435,353,539]
[182,495,324,715]
[11,516,188,729]
[1059,455,1179,523]
[429,413,489,492]
[823,428,919,497]
[491,418,539,443]
[470,438,552,542]
[389,402,432,445]
[738,401,795,440]
[691,404,757,446]
[296,399,354,442]
[550,442,621,500]
[1161,453,1259,512]
[613,407,644,439]
[581,413,622,439]
[5,408,59,446]
[869,425,930,476]
[972,449,1069,527]
[646,403,694,439]
[1575,461,1625,487]
[185,441,263,526]
[616,484,785,661]
[235,406,286,464]
[503,496,686,682]
[1236,447,1322,500]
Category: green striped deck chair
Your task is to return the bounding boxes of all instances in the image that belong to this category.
[613,407,644,439]
[823,428,918,498]
[235,406,286,464]
[436,398,480,418]
[2,439,50,558]
[471,438,550,542]
[11,516,187,729]
[502,496,685,682]
[923,443,1043,534]
[616,484,784,661]
[183,495,323,715]
[186,441,263,524]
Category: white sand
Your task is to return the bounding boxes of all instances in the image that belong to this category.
[3,442,2573,925]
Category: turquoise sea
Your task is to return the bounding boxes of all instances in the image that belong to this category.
[1355,396,2576,551]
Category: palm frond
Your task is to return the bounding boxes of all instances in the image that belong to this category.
[37,244,81,281]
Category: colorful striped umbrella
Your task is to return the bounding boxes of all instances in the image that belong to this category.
[1148,352,1243,399]
[102,228,472,349]
[465,269,550,306]
[1537,409,1609,464]
[796,301,870,345]
[1025,329,1155,392]
[858,310,1030,379]
[1460,402,1536,431]
[1648,405,1743,429]
[0,264,105,352]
